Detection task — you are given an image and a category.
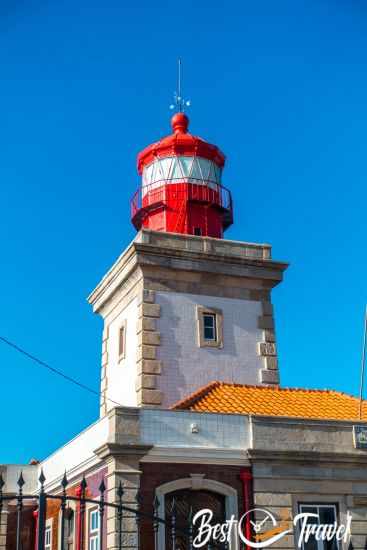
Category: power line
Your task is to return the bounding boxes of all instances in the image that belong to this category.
[2,335,366,429]
[0,335,122,407]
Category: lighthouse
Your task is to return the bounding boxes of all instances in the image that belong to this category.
[89,112,288,415]
[131,112,233,238]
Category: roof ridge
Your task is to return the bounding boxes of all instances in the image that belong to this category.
[171,381,363,411]
[211,381,360,400]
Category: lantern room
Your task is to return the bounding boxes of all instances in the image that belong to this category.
[131,113,233,238]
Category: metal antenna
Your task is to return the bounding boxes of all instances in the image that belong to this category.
[358,305,367,420]
[177,58,182,111]
[170,58,191,112]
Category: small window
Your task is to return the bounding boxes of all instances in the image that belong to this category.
[196,306,223,348]
[89,509,100,550]
[118,321,126,360]
[298,504,338,550]
[64,508,75,550]
[194,227,202,236]
[203,313,216,341]
[45,526,52,550]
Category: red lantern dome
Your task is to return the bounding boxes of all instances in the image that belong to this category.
[131,113,233,238]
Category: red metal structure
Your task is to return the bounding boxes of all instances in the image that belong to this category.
[131,112,233,238]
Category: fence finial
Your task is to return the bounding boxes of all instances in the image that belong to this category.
[39,469,46,488]
[80,475,87,492]
[61,471,68,490]
[99,479,106,495]
[17,471,25,490]
[117,481,124,500]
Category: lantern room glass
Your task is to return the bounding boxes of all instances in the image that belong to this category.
[142,156,222,188]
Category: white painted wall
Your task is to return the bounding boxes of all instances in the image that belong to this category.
[2,465,38,494]
[40,416,109,491]
[105,297,138,409]
[155,292,263,407]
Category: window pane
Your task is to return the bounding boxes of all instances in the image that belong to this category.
[170,158,184,180]
[179,156,193,178]
[299,504,338,550]
[214,164,221,183]
[143,163,153,186]
[203,314,216,341]
[149,162,157,184]
[207,161,215,184]
[190,158,202,181]
[159,158,171,179]
[155,160,165,182]
[319,506,336,524]
[319,507,338,550]
[45,527,51,550]
[143,157,223,188]
[204,314,214,328]
[303,537,318,550]
[300,505,318,520]
[90,510,99,532]
[197,158,210,180]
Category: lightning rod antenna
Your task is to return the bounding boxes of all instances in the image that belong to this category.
[169,59,191,113]
[178,58,182,111]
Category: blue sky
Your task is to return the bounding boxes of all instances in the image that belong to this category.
[1,0,367,463]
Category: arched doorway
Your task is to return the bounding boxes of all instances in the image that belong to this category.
[155,477,239,550]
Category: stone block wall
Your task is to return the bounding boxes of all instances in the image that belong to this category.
[252,457,367,550]
[250,417,367,550]
[89,230,288,414]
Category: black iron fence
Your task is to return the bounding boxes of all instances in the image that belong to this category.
[0,471,229,550]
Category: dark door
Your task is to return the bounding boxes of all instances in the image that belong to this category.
[165,489,227,549]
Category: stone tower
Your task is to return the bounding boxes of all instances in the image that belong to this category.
[88,114,288,416]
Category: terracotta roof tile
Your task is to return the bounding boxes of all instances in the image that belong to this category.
[171,382,367,421]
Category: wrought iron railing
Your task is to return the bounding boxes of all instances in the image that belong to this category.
[130,180,233,229]
[0,471,229,550]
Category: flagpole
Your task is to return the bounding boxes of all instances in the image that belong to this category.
[358,305,367,420]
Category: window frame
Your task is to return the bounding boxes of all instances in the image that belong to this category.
[297,503,339,550]
[88,507,100,550]
[118,320,127,361]
[203,313,217,342]
[45,521,52,550]
[196,306,223,349]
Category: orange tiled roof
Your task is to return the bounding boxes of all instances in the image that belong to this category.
[171,381,367,421]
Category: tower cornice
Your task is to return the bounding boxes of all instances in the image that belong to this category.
[87,230,288,315]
